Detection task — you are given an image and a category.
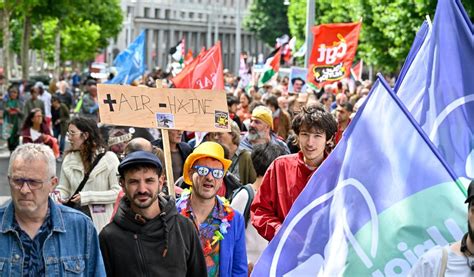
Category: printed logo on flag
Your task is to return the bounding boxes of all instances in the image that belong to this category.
[307,22,361,89]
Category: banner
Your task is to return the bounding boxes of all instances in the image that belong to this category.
[307,22,361,89]
[171,42,224,90]
[107,31,146,85]
[252,77,466,276]
[395,0,474,188]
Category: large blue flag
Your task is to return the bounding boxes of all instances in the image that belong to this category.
[107,31,146,84]
[252,76,466,276]
[396,0,474,187]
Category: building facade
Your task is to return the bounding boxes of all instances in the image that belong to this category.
[108,0,269,74]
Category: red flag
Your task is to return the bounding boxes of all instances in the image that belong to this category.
[307,22,361,89]
[171,41,224,90]
[351,59,363,81]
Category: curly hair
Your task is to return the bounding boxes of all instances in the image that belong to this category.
[67,117,104,172]
[292,104,337,141]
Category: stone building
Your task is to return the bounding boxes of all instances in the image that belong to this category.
[108,0,269,74]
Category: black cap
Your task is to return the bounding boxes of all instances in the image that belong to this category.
[118,151,162,176]
[464,180,474,204]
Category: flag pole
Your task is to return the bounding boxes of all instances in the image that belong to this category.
[304,0,315,68]
[156,80,175,198]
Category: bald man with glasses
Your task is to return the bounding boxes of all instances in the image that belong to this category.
[0,143,105,276]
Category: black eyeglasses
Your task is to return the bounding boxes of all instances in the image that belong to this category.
[193,165,225,179]
[8,176,53,190]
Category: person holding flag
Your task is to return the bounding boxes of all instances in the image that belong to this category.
[251,105,337,241]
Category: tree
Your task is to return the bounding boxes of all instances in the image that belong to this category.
[244,0,290,47]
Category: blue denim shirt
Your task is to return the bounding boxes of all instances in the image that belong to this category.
[0,198,106,276]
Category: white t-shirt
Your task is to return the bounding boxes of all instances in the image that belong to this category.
[40,91,52,118]
[409,245,474,276]
[230,186,268,264]
[30,128,42,141]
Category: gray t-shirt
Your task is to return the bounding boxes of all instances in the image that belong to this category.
[409,245,474,276]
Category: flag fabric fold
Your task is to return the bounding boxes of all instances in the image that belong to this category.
[396,0,474,186]
[252,76,466,276]
[106,31,146,85]
[171,42,224,90]
[258,47,281,86]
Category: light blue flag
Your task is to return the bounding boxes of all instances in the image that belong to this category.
[396,0,474,187]
[252,76,466,276]
[107,31,146,84]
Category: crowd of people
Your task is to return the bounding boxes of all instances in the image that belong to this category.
[1,64,462,276]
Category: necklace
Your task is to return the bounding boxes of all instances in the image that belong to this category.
[177,188,235,255]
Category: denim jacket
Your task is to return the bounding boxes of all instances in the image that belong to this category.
[0,198,106,276]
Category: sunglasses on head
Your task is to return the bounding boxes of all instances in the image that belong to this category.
[193,165,225,179]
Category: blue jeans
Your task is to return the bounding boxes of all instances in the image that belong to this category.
[53,126,65,154]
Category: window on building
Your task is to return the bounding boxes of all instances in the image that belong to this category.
[127,6,133,16]
[189,12,194,19]
[181,11,185,18]
[165,9,170,19]
[155,8,160,18]
[144,7,150,18]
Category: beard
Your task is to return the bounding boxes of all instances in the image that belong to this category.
[469,221,474,242]
[248,127,266,141]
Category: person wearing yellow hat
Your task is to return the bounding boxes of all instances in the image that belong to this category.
[177,141,248,276]
[239,105,290,154]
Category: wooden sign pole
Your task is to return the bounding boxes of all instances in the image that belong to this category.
[156,80,175,198]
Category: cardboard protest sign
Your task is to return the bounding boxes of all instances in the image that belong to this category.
[98,84,230,132]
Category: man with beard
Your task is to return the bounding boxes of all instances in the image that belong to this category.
[239,105,290,154]
[409,180,474,276]
[177,142,248,276]
[99,151,206,277]
[251,104,337,241]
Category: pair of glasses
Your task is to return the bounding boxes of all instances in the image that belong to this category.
[8,176,52,190]
[66,131,82,137]
[193,165,225,179]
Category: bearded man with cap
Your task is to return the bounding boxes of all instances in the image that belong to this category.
[99,151,206,277]
[409,180,474,276]
[177,141,248,277]
[239,105,290,154]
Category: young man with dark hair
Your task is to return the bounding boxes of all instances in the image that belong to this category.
[251,104,337,241]
[99,151,206,277]
[334,102,353,144]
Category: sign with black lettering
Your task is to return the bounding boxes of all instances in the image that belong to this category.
[98,85,230,132]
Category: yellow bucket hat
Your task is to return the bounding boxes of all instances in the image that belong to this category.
[183,141,232,185]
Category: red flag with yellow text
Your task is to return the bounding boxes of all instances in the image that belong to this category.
[171,42,224,90]
[307,22,361,89]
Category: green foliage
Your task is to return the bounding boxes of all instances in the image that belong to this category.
[62,20,101,62]
[244,0,290,46]
[282,0,473,74]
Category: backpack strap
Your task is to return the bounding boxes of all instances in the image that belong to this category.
[438,246,448,277]
[232,184,255,229]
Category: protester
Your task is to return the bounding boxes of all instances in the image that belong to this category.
[227,95,243,130]
[237,93,252,124]
[3,86,23,153]
[56,80,74,110]
[409,181,474,276]
[51,95,70,158]
[80,83,99,122]
[334,102,353,144]
[231,143,287,272]
[0,143,105,275]
[265,95,291,140]
[251,104,337,241]
[239,105,290,154]
[23,86,45,122]
[153,129,192,181]
[35,82,52,128]
[177,141,247,276]
[20,108,58,156]
[99,151,207,276]
[213,120,256,185]
[56,117,121,232]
